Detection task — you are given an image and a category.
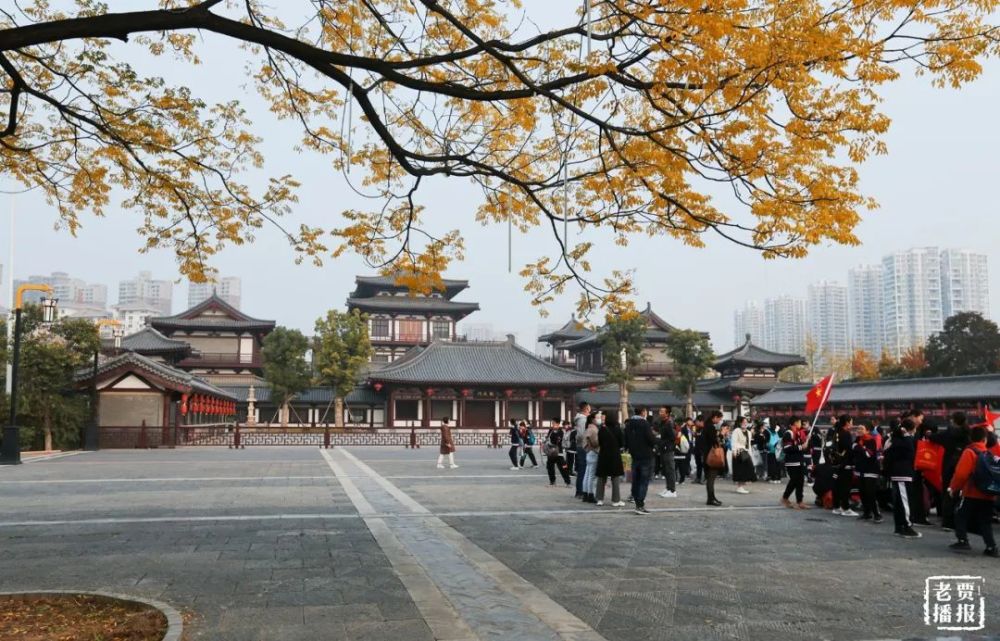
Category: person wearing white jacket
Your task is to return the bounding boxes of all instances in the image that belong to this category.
[730,417,755,494]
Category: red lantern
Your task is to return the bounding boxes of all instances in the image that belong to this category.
[588,385,597,393]
[192,396,200,413]
[373,382,383,392]
[425,387,435,397]
[504,389,513,398]
[461,388,471,398]
[180,393,189,416]
[538,389,548,398]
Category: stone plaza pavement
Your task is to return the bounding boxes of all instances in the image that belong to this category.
[0,446,997,641]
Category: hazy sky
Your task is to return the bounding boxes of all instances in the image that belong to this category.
[3,4,999,352]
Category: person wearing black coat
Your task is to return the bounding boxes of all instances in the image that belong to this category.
[508,420,522,470]
[882,419,921,538]
[928,412,971,529]
[780,418,808,509]
[693,417,707,483]
[624,407,657,514]
[544,419,572,486]
[654,406,677,497]
[830,415,857,516]
[853,424,882,522]
[595,418,625,506]
[702,411,724,506]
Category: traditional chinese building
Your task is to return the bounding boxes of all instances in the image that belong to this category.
[561,303,704,387]
[104,326,192,366]
[149,293,275,385]
[347,275,480,363]
[368,336,604,428]
[698,334,806,410]
[537,315,593,368]
[76,351,236,447]
[751,373,1000,423]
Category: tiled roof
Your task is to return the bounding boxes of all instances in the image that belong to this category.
[347,296,480,315]
[714,335,805,369]
[150,294,275,330]
[538,316,593,344]
[370,338,605,387]
[561,303,693,352]
[576,384,729,410]
[354,275,469,289]
[221,385,385,405]
[75,351,235,399]
[752,374,1000,406]
[110,327,190,354]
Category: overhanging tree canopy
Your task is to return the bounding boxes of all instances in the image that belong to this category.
[2,1,997,311]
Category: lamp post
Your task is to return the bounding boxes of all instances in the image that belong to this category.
[1,285,57,465]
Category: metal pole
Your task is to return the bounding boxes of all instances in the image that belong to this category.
[1,308,23,464]
[84,350,100,450]
[5,197,14,397]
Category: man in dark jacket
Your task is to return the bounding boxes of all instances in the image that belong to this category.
[654,406,677,498]
[929,411,971,530]
[625,406,656,514]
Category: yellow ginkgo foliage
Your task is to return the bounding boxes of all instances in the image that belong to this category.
[1,0,997,314]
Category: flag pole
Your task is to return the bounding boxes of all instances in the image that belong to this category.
[804,374,834,451]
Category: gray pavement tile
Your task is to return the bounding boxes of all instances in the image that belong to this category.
[343,619,435,641]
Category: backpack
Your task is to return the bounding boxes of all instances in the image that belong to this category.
[972,449,1000,496]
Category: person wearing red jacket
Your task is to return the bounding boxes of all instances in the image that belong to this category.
[947,425,998,557]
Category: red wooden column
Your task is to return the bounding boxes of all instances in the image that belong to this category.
[386,389,395,428]
[422,392,431,428]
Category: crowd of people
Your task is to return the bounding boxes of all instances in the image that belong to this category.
[512,402,1000,556]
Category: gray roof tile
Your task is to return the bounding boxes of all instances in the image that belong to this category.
[76,351,235,399]
[752,374,1000,406]
[370,338,605,387]
[714,336,805,369]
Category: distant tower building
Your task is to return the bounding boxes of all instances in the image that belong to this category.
[188,276,242,310]
[763,296,808,357]
[882,248,943,358]
[848,265,884,356]
[118,271,173,315]
[346,275,480,363]
[733,301,765,348]
[940,249,989,320]
[14,271,108,318]
[808,281,850,365]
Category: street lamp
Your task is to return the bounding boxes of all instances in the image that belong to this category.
[112,326,125,353]
[1,284,57,465]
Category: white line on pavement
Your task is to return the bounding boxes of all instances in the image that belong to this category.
[0,504,786,529]
[0,475,336,484]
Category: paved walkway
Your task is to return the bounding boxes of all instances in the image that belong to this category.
[0,446,997,640]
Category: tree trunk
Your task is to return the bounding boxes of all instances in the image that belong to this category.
[335,396,344,428]
[44,411,53,452]
[619,381,629,423]
[280,401,289,427]
[685,384,693,421]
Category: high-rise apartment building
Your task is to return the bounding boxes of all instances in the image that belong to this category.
[808,281,850,365]
[13,271,107,314]
[188,276,242,310]
[733,301,765,347]
[848,265,884,357]
[763,296,808,356]
[882,248,943,358]
[940,249,989,320]
[118,271,172,315]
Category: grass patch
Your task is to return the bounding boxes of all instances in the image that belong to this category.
[0,593,168,641]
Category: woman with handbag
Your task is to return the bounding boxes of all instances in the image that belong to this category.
[704,411,725,506]
[731,416,756,494]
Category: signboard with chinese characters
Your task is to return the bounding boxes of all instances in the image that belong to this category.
[924,576,985,632]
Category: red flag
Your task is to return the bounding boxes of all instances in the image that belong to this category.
[805,374,834,414]
[985,407,1000,428]
[915,439,944,491]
